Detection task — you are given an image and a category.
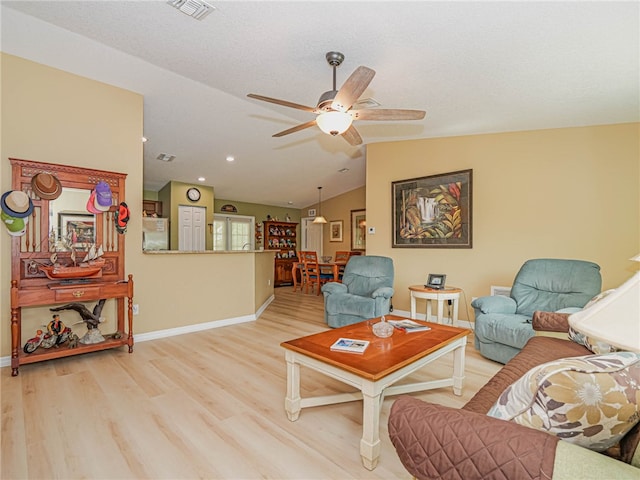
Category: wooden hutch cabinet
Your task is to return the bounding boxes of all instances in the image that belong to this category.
[8,158,134,376]
[263,220,298,287]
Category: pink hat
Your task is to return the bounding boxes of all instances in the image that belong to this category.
[86,190,102,214]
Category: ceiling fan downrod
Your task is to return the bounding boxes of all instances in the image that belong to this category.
[317,51,345,112]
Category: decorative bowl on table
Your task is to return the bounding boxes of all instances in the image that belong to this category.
[321,256,332,263]
[372,316,394,338]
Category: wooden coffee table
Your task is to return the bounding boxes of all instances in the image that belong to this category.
[280,315,470,470]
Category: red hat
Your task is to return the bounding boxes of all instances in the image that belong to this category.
[114,202,130,234]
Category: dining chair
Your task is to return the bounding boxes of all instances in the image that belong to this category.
[334,251,352,281]
[301,251,334,295]
[293,251,310,292]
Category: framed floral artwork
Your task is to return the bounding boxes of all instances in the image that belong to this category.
[392,169,472,248]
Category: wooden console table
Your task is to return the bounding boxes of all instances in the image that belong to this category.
[10,275,134,376]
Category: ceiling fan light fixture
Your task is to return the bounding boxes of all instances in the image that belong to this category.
[316,111,353,136]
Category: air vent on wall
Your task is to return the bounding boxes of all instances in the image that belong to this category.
[167,0,215,20]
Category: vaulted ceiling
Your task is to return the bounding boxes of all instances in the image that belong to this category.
[2,1,638,208]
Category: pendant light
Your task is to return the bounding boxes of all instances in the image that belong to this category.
[312,186,327,224]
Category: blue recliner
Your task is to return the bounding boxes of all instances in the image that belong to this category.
[322,256,394,328]
[471,258,602,364]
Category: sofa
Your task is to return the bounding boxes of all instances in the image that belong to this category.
[388,311,640,479]
[472,258,602,364]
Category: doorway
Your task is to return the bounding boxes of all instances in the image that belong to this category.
[301,217,323,256]
[178,205,206,251]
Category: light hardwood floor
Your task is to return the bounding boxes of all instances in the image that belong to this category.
[2,287,501,479]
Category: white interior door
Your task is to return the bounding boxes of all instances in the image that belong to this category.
[301,217,323,256]
[178,205,206,251]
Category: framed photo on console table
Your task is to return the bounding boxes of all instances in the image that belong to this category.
[392,169,472,248]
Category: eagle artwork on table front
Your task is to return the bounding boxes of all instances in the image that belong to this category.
[50,299,107,344]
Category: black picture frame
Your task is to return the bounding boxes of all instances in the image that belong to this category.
[426,273,447,290]
[392,169,472,248]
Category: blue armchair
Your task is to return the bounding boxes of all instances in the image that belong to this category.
[471,258,602,364]
[322,256,394,328]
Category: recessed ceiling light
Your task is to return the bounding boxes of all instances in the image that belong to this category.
[287,201,293,205]
[226,155,235,162]
[198,177,205,182]
[157,153,176,162]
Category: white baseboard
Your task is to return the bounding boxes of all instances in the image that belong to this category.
[1,294,275,369]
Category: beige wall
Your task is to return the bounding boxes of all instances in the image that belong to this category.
[366,124,640,319]
[305,186,366,259]
[1,54,274,358]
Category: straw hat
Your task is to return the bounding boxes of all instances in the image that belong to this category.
[31,173,62,200]
[1,190,34,218]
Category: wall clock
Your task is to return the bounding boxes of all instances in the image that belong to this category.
[186,187,201,202]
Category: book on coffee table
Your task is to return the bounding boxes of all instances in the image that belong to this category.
[330,338,370,354]
[388,319,431,333]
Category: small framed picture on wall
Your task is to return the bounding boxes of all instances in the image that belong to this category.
[329,220,343,242]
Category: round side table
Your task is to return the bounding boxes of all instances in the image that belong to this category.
[408,285,462,325]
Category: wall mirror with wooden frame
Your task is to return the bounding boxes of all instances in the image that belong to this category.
[9,158,127,288]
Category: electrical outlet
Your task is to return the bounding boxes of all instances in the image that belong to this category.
[132,304,139,315]
[267,279,271,286]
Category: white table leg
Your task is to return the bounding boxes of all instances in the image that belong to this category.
[436,299,445,324]
[284,352,301,421]
[410,292,417,319]
[360,388,382,470]
[452,337,467,396]
[452,298,459,325]
[426,298,432,321]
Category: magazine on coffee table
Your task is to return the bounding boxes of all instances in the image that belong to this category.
[330,338,370,353]
[388,319,431,333]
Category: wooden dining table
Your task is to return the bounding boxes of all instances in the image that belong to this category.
[292,261,346,292]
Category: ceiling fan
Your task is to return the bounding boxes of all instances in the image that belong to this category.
[247,51,426,146]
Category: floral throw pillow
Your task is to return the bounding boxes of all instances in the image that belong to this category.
[488,352,640,452]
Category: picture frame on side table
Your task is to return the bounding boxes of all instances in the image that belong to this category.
[392,169,472,248]
[351,209,366,251]
[329,220,343,242]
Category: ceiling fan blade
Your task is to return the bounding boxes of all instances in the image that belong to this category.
[272,119,318,138]
[247,93,317,113]
[350,109,426,121]
[341,125,363,146]
[331,66,376,112]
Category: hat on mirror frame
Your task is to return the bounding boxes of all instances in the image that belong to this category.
[1,210,29,236]
[114,202,130,234]
[94,181,113,211]
[31,173,62,200]
[1,190,34,218]
[86,190,102,214]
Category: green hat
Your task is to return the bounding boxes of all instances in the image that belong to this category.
[1,210,28,236]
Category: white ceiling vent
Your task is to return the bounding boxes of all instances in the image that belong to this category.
[157,153,176,162]
[167,0,215,20]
